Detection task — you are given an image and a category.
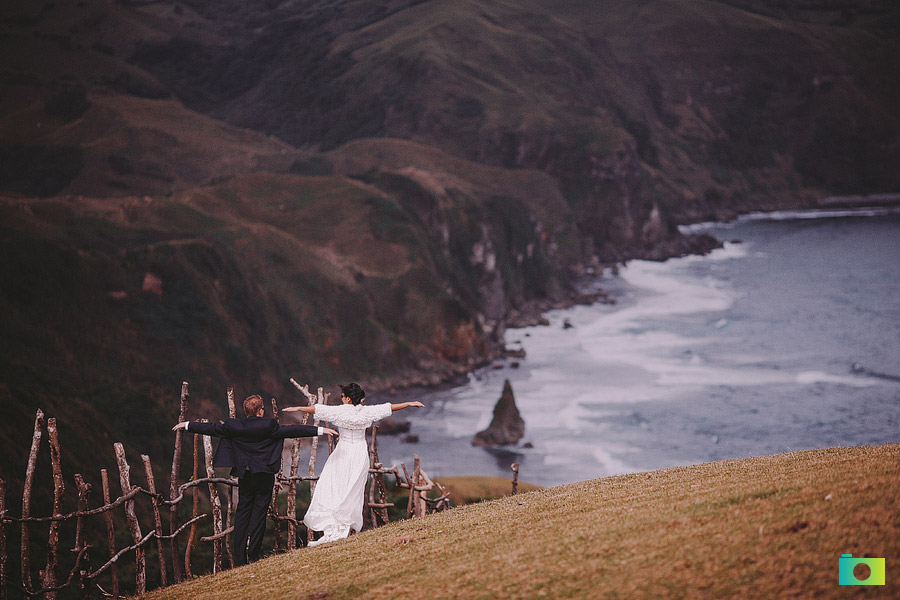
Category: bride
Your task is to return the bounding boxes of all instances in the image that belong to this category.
[283,382,423,546]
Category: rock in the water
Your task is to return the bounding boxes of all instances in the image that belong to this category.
[472,379,525,447]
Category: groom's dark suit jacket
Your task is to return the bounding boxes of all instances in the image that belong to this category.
[187,417,319,476]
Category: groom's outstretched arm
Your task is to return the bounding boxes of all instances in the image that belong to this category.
[172,421,229,437]
[275,424,337,439]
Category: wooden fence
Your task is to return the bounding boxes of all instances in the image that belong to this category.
[0,381,456,599]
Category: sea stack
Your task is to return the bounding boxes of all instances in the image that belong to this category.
[472,379,525,447]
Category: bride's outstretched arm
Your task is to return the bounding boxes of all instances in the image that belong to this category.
[282,405,316,413]
[391,401,424,412]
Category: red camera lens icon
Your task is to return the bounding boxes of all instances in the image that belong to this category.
[838,554,885,586]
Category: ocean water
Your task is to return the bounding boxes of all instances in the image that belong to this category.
[374,209,900,487]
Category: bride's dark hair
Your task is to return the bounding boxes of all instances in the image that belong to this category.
[340,382,366,405]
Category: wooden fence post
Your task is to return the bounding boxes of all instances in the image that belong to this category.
[286,439,301,550]
[401,462,413,519]
[0,477,7,600]
[414,456,427,518]
[290,379,324,545]
[224,386,236,567]
[21,409,44,594]
[40,417,65,600]
[369,427,390,527]
[227,387,236,419]
[184,432,199,579]
[72,475,89,556]
[308,388,327,545]
[114,443,145,595]
[201,433,224,572]
[511,463,519,495]
[100,469,119,600]
[405,457,425,518]
[269,398,283,554]
[168,382,188,583]
[72,474,92,599]
[142,455,168,586]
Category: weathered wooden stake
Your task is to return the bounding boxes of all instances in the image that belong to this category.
[369,427,389,526]
[184,432,199,579]
[21,409,44,594]
[225,386,236,567]
[269,398,283,554]
[413,456,426,518]
[201,432,224,572]
[291,392,318,543]
[72,475,89,555]
[0,477,7,600]
[72,474,92,599]
[401,462,414,519]
[511,463,520,495]
[291,379,321,545]
[286,438,301,550]
[168,381,188,583]
[227,387,236,419]
[405,458,422,518]
[39,417,64,600]
[310,388,326,492]
[223,483,234,569]
[100,469,119,600]
[142,455,168,586]
[114,443,145,595]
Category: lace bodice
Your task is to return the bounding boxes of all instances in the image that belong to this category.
[314,403,392,434]
[338,428,367,443]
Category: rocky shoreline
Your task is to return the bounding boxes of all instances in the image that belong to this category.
[815,192,900,209]
[360,229,723,393]
[359,287,615,393]
[358,195,900,395]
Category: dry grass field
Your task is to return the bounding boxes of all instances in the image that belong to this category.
[142,444,899,599]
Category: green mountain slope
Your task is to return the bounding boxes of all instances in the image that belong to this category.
[129,0,900,245]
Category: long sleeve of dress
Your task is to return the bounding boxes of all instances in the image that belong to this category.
[314,403,393,429]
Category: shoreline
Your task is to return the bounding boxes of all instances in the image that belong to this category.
[363,198,900,396]
[815,192,900,208]
[358,287,612,393]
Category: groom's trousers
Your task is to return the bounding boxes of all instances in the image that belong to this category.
[233,470,275,566]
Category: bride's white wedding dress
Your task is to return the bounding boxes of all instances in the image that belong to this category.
[303,402,393,546]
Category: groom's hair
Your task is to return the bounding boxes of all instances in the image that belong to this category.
[244,395,264,417]
[340,383,365,405]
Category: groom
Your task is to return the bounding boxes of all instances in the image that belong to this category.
[173,394,336,565]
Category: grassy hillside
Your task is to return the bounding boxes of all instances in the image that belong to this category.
[143,444,899,599]
[433,475,543,504]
